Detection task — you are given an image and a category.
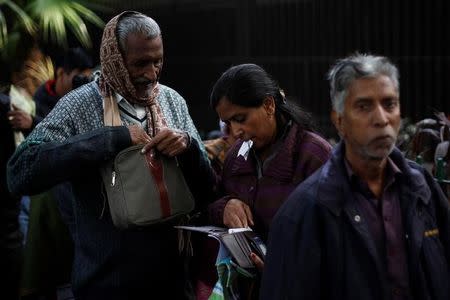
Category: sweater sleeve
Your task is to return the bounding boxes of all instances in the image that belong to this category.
[206,143,241,226]
[7,94,131,196]
[207,195,234,226]
[159,86,208,160]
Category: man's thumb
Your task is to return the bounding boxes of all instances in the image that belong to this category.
[11,104,21,111]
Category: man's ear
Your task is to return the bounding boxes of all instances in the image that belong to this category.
[55,67,65,80]
[263,96,276,116]
[331,109,344,137]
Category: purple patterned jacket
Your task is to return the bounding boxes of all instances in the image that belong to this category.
[208,123,332,240]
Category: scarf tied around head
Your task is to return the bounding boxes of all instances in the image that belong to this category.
[98,11,166,135]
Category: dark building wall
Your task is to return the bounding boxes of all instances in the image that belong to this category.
[89,0,450,138]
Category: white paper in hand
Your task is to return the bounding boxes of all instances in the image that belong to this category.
[237,140,253,160]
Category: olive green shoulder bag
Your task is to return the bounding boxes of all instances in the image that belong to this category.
[100,96,195,229]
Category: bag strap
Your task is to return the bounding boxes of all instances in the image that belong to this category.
[144,151,171,218]
[103,94,122,126]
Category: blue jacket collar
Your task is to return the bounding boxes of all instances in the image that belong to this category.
[317,141,430,216]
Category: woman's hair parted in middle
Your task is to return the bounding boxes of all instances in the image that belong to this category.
[210,63,314,131]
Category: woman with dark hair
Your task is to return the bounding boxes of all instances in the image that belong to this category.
[207,63,332,297]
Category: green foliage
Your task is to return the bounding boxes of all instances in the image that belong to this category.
[26,0,104,49]
[0,0,36,49]
[0,0,105,86]
[1,0,104,50]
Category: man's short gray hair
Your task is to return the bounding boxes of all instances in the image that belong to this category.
[117,13,161,54]
[327,53,399,114]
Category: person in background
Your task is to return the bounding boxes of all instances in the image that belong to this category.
[8,47,93,244]
[0,90,23,300]
[7,11,212,300]
[204,121,237,176]
[207,63,332,299]
[14,48,93,300]
[260,54,450,300]
[7,47,93,134]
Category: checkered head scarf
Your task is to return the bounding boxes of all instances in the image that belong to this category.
[98,11,166,136]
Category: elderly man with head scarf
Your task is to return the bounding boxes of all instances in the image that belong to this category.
[7,11,213,300]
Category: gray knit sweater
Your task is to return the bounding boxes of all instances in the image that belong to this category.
[7,81,211,299]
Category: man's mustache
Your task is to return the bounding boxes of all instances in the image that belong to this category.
[133,77,153,85]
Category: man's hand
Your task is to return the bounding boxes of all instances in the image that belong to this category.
[223,199,254,228]
[7,104,33,130]
[128,125,151,145]
[250,252,264,272]
[141,128,190,156]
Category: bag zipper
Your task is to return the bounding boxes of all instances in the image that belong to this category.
[111,171,116,187]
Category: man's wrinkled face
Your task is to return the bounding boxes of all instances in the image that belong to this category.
[332,75,401,161]
[124,33,163,98]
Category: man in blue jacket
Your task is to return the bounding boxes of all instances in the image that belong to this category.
[261,53,450,300]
